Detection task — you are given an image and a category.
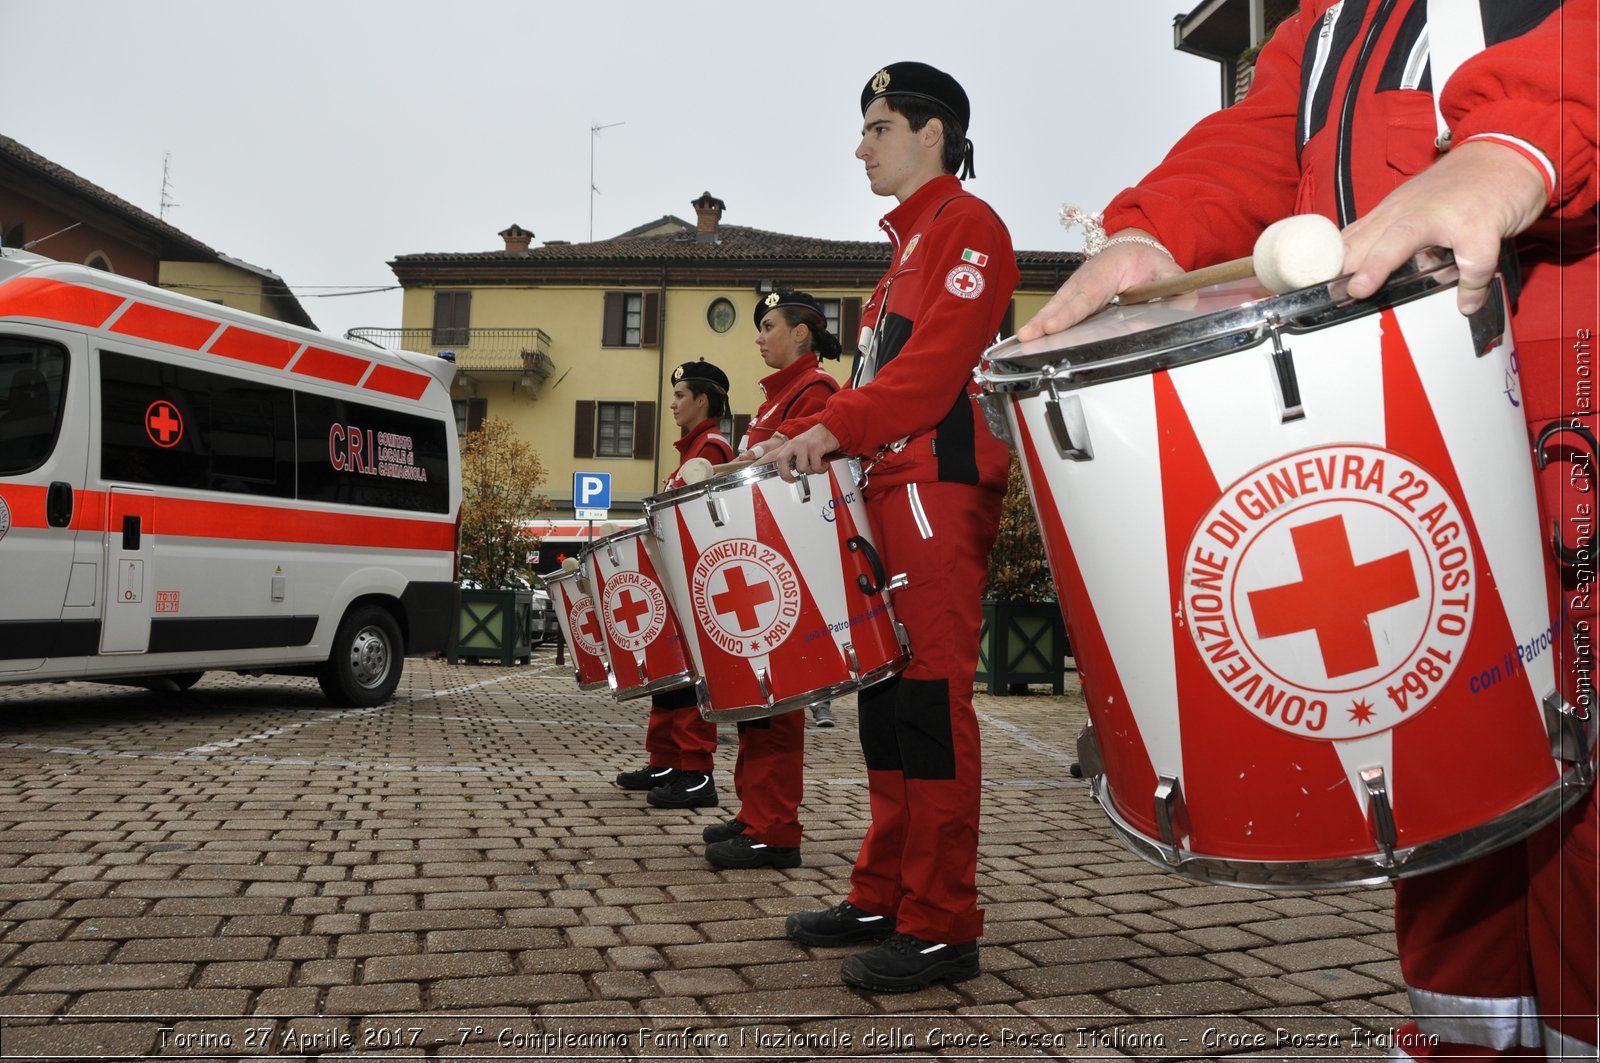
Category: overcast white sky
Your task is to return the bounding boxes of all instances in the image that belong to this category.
[4,0,1222,338]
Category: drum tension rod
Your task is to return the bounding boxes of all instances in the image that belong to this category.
[1359,766,1400,869]
[843,642,861,678]
[1544,690,1596,786]
[705,493,728,529]
[1042,366,1094,461]
[1153,775,1191,866]
[1266,317,1305,423]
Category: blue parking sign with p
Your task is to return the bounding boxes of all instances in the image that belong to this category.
[574,472,611,510]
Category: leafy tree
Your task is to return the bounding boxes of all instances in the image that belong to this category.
[985,452,1055,602]
[458,417,550,588]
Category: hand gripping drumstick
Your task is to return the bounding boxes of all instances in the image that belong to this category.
[1115,214,1346,305]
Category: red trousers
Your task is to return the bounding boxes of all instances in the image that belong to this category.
[644,684,717,773]
[846,481,1002,944]
[732,711,806,847]
[1392,418,1597,1061]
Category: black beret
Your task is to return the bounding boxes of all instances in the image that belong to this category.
[670,359,729,393]
[754,289,825,328]
[860,61,970,129]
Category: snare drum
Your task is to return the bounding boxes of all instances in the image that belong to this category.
[585,524,696,700]
[977,252,1594,888]
[545,560,612,692]
[642,455,909,722]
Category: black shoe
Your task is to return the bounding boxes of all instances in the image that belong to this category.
[706,833,800,869]
[702,818,748,843]
[647,770,718,809]
[785,901,896,947]
[616,763,674,791]
[840,933,979,993]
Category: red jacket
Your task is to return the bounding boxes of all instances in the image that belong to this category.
[662,418,733,490]
[1102,0,1597,421]
[742,353,839,450]
[779,174,1017,491]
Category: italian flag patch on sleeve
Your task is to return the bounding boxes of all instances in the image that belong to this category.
[960,249,988,267]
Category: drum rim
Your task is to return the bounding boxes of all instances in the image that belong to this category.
[1086,763,1591,890]
[643,453,864,514]
[977,249,1460,396]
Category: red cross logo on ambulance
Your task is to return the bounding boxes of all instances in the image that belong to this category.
[571,598,605,659]
[690,538,802,657]
[604,571,667,652]
[1182,444,1475,740]
[145,400,184,448]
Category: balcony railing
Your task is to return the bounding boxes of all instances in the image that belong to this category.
[346,327,555,393]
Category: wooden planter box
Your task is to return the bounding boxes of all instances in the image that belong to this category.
[450,588,534,666]
[976,599,1069,695]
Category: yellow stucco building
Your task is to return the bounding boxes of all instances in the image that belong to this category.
[364,193,1078,527]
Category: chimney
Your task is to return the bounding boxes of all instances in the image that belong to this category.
[498,223,534,252]
[691,191,725,235]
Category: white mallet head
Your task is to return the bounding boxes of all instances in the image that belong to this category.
[560,557,580,573]
[598,521,620,537]
[1253,214,1346,294]
[678,457,715,484]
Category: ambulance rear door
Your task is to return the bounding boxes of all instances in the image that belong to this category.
[0,326,91,675]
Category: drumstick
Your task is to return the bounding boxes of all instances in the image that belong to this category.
[1114,214,1347,305]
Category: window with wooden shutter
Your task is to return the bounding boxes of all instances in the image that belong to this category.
[453,398,487,434]
[432,291,471,346]
[573,400,595,458]
[602,292,626,347]
[841,297,862,356]
[641,292,660,348]
[632,402,656,459]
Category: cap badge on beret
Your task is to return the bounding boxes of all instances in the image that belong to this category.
[871,68,891,93]
[670,364,686,383]
[764,291,780,308]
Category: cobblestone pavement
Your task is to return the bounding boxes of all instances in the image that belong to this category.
[0,652,1411,1061]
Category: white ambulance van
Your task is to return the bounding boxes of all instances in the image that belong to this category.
[0,250,461,706]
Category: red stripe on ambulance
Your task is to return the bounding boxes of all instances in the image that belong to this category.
[109,302,221,350]
[0,278,124,328]
[208,326,300,369]
[362,363,432,400]
[293,346,370,386]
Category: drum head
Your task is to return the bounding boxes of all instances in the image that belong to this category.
[981,250,1460,395]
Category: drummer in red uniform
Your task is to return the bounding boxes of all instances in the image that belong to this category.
[761,62,1019,993]
[615,359,734,809]
[702,289,843,870]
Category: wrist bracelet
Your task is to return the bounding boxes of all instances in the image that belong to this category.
[1100,233,1175,260]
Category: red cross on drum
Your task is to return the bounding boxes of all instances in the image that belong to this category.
[643,454,910,723]
[583,525,694,701]
[975,250,1588,888]
[544,563,613,692]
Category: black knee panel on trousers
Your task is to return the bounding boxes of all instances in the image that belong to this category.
[654,684,698,710]
[894,678,956,780]
[858,678,902,772]
[736,716,772,734]
[857,676,956,780]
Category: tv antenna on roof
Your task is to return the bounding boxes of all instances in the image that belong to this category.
[589,120,624,242]
[159,152,179,220]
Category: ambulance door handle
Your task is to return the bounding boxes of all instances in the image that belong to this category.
[46,482,73,528]
[121,515,142,551]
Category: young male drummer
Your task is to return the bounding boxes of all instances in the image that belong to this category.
[760,61,1018,993]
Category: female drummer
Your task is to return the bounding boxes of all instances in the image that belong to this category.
[703,290,843,869]
[614,358,734,809]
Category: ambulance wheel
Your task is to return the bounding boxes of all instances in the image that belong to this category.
[319,605,403,706]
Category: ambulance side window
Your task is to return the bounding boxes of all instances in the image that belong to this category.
[0,338,69,475]
[296,392,450,514]
[99,350,294,498]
